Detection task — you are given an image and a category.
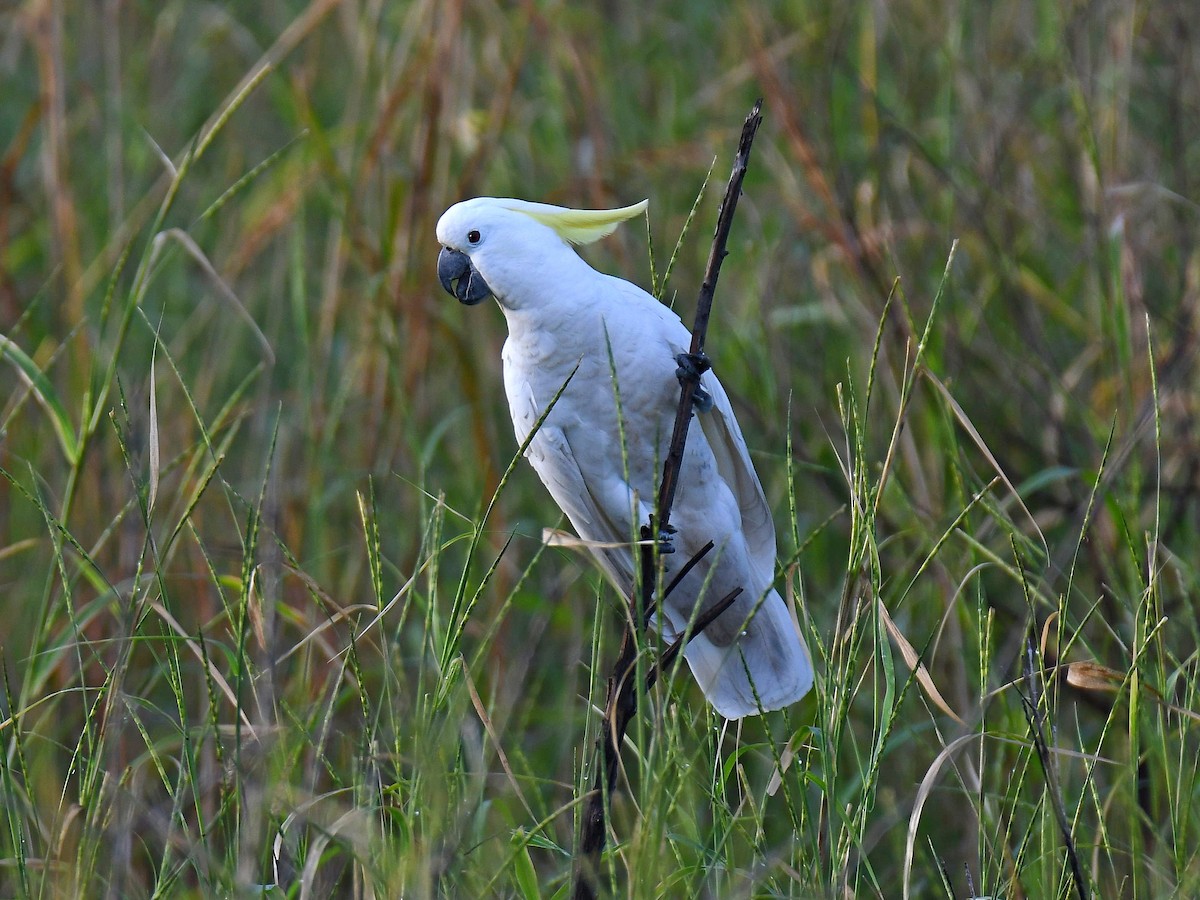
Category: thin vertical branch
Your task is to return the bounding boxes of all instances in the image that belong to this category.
[655,99,763,534]
[572,100,764,900]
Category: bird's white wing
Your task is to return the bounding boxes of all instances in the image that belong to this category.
[695,370,778,587]
[505,362,640,591]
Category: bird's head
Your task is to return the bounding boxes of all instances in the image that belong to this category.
[435,197,648,308]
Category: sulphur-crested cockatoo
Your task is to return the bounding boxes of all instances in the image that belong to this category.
[436,197,812,718]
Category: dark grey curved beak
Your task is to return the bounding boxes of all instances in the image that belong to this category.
[437,247,492,306]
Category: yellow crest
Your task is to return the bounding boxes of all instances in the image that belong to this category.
[499,198,648,245]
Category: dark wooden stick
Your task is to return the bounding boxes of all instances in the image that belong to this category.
[572,100,764,900]
[661,539,715,608]
[1020,632,1090,900]
[572,534,711,898]
[655,98,763,534]
[649,587,743,688]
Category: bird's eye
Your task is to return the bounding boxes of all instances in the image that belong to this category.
[467,229,481,244]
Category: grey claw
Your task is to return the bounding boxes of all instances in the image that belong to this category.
[674,351,711,379]
[674,352,714,412]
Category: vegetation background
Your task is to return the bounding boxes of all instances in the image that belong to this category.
[1,0,1197,896]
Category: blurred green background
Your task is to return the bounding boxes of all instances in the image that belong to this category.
[1,0,1198,896]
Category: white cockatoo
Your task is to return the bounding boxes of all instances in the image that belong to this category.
[436,197,813,718]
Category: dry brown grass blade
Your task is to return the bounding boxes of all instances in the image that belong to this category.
[1040,610,1060,661]
[465,666,537,821]
[765,731,801,797]
[156,228,275,365]
[877,599,965,725]
[0,538,41,562]
[923,369,1047,555]
[149,601,257,737]
[904,731,985,900]
[904,731,1117,900]
[148,348,160,514]
[542,527,652,551]
[246,567,268,653]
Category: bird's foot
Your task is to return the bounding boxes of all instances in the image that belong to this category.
[657,521,677,554]
[674,352,714,412]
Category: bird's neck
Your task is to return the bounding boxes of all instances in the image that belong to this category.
[498,265,611,373]
[492,243,600,312]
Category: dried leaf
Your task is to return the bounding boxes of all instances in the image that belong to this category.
[542,527,650,550]
[1065,661,1126,694]
[878,599,965,725]
[766,731,799,796]
[1039,611,1059,662]
[1064,660,1200,723]
[905,732,985,900]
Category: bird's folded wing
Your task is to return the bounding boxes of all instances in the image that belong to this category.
[696,370,778,587]
[526,423,640,592]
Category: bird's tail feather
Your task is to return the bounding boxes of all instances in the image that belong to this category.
[680,589,813,719]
